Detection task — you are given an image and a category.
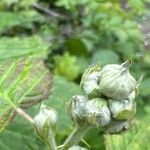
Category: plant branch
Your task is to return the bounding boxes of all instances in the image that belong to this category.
[15,107,34,125]
[32,3,65,19]
[61,125,90,150]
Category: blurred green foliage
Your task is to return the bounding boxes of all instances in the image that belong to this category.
[0,0,149,149]
[105,122,150,150]
[54,52,80,80]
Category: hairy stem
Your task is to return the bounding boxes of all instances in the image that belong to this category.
[15,107,34,125]
[61,125,90,150]
[16,108,57,150]
[46,126,57,150]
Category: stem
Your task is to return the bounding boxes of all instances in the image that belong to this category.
[16,108,57,150]
[61,125,90,150]
[32,3,65,19]
[15,107,34,125]
[46,126,57,150]
[57,145,64,149]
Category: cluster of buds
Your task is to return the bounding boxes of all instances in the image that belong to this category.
[68,61,142,134]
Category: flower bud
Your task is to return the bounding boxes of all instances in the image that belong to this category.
[108,92,136,120]
[69,145,88,150]
[99,60,136,100]
[68,95,87,125]
[34,104,58,140]
[104,119,134,134]
[85,98,111,127]
[80,64,101,99]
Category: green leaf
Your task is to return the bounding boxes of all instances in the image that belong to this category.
[0,10,44,33]
[0,0,36,10]
[0,99,49,149]
[85,128,105,150]
[104,122,150,150]
[65,38,89,57]
[140,78,150,96]
[91,50,120,66]
[45,75,84,144]
[0,107,46,150]
[0,36,49,61]
[19,0,37,8]
[117,42,136,59]
[0,59,52,133]
[76,56,89,74]
[0,0,17,11]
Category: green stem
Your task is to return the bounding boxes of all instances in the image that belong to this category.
[15,107,34,125]
[46,126,57,150]
[61,125,90,150]
[16,108,57,150]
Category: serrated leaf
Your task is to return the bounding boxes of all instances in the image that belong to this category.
[104,122,150,150]
[0,58,52,133]
[0,110,47,150]
[0,102,48,149]
[0,10,44,33]
[0,36,49,61]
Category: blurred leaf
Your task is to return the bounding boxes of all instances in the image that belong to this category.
[54,52,80,80]
[91,50,120,66]
[143,51,150,65]
[115,29,128,43]
[0,59,51,132]
[118,42,136,59]
[140,78,150,97]
[19,0,37,8]
[0,11,44,33]
[84,128,105,150]
[104,122,150,150]
[65,38,89,57]
[129,0,145,12]
[76,56,89,74]
[0,0,17,10]
[0,0,36,10]
[55,0,88,10]
[0,36,49,61]
[45,75,84,143]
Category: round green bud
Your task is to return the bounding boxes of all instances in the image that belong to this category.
[67,95,87,126]
[99,60,136,100]
[80,64,101,99]
[108,92,136,120]
[85,98,111,127]
[104,119,134,134]
[34,104,58,139]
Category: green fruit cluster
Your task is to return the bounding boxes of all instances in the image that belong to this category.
[68,61,142,134]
